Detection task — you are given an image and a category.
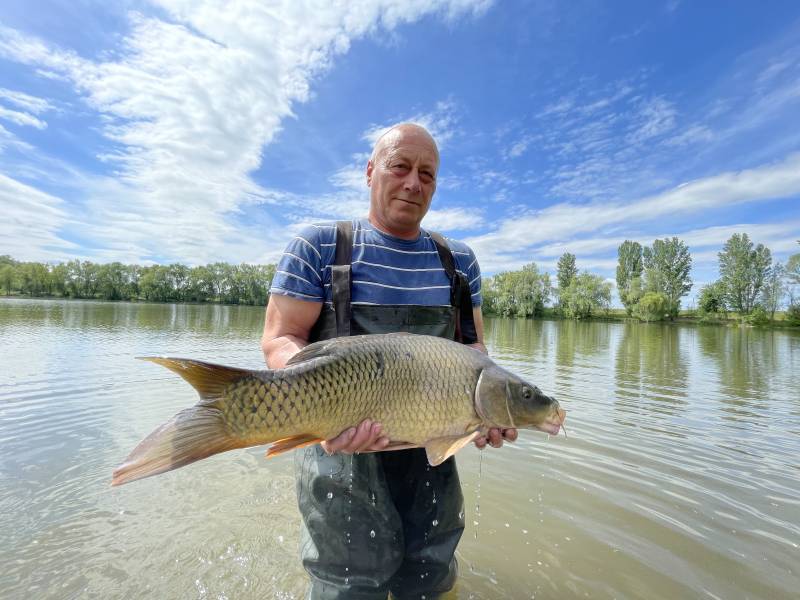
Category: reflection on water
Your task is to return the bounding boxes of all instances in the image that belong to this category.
[1,300,799,599]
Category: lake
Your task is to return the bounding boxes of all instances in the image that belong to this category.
[1,298,798,599]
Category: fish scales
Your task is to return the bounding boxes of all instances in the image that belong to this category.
[112,333,565,486]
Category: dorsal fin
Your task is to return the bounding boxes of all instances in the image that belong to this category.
[286,332,416,367]
[138,357,252,400]
[285,341,337,366]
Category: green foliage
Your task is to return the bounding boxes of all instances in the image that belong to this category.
[616,241,643,315]
[698,281,727,316]
[634,292,668,322]
[787,241,800,287]
[761,263,786,319]
[744,305,770,326]
[0,264,17,295]
[556,253,577,307]
[718,233,772,315]
[484,263,551,318]
[0,256,276,305]
[561,271,612,319]
[642,237,692,319]
[786,302,800,326]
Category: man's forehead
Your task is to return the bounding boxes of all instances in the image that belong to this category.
[379,132,439,165]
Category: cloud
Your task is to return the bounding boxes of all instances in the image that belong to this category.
[362,99,461,149]
[0,1,490,263]
[0,105,47,129]
[0,174,75,261]
[467,153,800,272]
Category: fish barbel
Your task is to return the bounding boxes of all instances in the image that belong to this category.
[112,333,565,486]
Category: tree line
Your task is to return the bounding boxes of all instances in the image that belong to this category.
[0,256,275,306]
[483,235,800,325]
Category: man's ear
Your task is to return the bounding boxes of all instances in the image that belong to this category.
[366,160,374,187]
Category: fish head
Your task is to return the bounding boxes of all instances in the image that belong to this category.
[475,365,565,435]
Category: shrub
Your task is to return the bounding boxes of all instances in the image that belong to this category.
[744,306,770,326]
[634,292,668,322]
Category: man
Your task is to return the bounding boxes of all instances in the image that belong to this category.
[261,123,516,599]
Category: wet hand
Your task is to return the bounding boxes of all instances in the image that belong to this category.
[321,419,390,455]
[474,427,517,449]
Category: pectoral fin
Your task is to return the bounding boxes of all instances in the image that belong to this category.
[424,431,481,466]
[265,434,323,457]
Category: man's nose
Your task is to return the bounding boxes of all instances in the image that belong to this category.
[403,169,422,193]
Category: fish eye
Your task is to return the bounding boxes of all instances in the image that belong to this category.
[522,387,532,400]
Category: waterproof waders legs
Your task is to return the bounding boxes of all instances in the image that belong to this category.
[296,447,465,600]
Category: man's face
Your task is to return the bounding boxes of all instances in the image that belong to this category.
[366,128,439,237]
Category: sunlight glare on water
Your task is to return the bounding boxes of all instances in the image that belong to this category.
[1,299,798,599]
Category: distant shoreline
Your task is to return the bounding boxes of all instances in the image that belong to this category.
[3,294,796,329]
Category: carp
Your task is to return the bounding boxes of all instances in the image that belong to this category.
[112,333,565,486]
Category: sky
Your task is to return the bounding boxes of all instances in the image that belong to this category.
[1,0,799,305]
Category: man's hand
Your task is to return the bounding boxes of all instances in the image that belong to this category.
[321,419,390,455]
[474,427,518,449]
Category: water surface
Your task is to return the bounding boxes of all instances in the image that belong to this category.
[1,299,798,599]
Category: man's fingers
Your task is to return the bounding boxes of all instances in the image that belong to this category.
[502,428,518,442]
[488,428,504,448]
[323,420,389,454]
[474,435,488,449]
[322,426,356,454]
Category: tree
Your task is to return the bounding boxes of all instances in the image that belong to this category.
[484,263,551,317]
[718,233,772,315]
[561,271,612,319]
[642,237,692,319]
[634,292,668,322]
[0,264,16,295]
[698,281,727,316]
[556,253,577,307]
[616,241,643,315]
[787,240,800,286]
[761,263,786,320]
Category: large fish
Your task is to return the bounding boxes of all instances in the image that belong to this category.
[112,333,565,486]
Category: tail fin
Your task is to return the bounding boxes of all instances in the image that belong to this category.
[111,357,253,486]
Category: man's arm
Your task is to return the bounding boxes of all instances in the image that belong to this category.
[261,293,389,454]
[468,306,518,449]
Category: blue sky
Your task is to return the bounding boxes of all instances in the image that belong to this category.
[1,0,799,304]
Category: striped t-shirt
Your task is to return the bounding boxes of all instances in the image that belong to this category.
[270,219,482,307]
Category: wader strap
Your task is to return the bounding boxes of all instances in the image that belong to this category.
[428,231,478,344]
[332,220,354,337]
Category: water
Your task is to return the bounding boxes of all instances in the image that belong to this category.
[1,299,798,599]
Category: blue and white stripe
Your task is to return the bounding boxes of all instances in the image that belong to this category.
[270,218,482,306]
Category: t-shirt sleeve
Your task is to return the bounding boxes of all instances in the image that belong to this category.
[464,246,482,306]
[453,243,482,307]
[269,225,326,302]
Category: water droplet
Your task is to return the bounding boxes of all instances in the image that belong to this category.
[425,481,430,487]
[504,523,510,528]
[346,515,351,522]
[326,492,333,499]
[458,510,464,520]
[345,567,349,572]
[370,530,376,538]
[344,577,349,585]
[432,519,439,527]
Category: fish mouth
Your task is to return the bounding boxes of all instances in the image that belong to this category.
[534,407,566,436]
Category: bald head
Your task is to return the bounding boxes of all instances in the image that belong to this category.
[370,123,440,166]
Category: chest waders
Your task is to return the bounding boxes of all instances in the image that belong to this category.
[295,221,477,600]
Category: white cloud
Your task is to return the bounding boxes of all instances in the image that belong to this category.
[362,99,461,149]
[0,174,75,261]
[423,207,482,231]
[0,105,47,129]
[0,87,54,113]
[467,153,800,272]
[0,1,490,263]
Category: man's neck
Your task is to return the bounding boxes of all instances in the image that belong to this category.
[367,215,421,240]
